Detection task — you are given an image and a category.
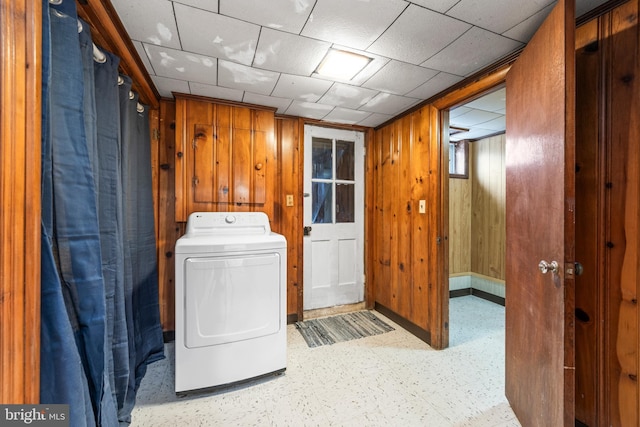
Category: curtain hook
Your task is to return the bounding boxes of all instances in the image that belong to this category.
[93,44,107,63]
[118,76,124,86]
[129,91,135,100]
[137,103,145,114]
[77,20,83,33]
[49,0,63,4]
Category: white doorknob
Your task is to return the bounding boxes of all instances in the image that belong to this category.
[538,260,559,274]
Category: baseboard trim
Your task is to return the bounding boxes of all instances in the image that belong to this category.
[449,287,505,306]
[374,302,431,345]
[163,330,175,343]
[287,313,298,324]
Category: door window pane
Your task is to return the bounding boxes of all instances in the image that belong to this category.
[336,183,354,223]
[335,140,354,180]
[312,182,332,224]
[312,137,333,179]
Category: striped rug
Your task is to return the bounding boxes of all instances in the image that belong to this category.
[295,311,395,348]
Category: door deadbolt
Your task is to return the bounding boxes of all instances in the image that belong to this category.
[303,226,312,236]
[538,260,559,274]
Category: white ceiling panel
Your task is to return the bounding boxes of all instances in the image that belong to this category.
[253,28,330,75]
[318,83,379,110]
[450,106,472,119]
[360,93,420,115]
[408,0,462,14]
[144,44,217,85]
[446,0,554,34]
[174,3,260,66]
[271,74,333,102]
[576,0,611,17]
[285,101,334,120]
[188,82,244,102]
[217,60,280,95]
[323,108,373,125]
[367,5,471,64]
[422,27,523,76]
[464,87,506,112]
[219,0,313,33]
[152,75,190,98]
[357,113,393,128]
[406,72,464,99]
[133,41,155,75]
[451,109,502,127]
[502,3,554,43]
[173,0,218,13]
[110,0,181,48]
[450,127,501,141]
[301,0,408,50]
[362,61,439,95]
[242,92,293,114]
[477,116,507,131]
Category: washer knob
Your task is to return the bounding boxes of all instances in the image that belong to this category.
[225,215,236,224]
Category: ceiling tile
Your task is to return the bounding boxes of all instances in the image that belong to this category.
[450,109,502,127]
[220,0,313,34]
[144,44,217,85]
[151,75,190,98]
[133,41,155,76]
[110,0,181,48]
[576,0,611,17]
[285,101,334,120]
[478,116,506,131]
[501,3,553,43]
[421,27,523,76]
[217,60,280,95]
[450,106,472,119]
[318,83,379,109]
[362,61,439,95]
[357,113,393,128]
[446,0,554,34]
[174,3,260,66]
[367,5,471,64]
[464,87,506,112]
[253,28,330,75]
[301,0,408,50]
[271,74,333,102]
[242,92,293,114]
[406,72,463,99]
[173,0,218,13]
[189,82,244,102]
[408,0,461,13]
[359,93,420,115]
[323,108,372,125]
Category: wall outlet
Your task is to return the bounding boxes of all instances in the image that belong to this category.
[286,194,294,207]
[419,200,426,214]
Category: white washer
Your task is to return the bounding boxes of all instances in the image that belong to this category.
[175,212,287,393]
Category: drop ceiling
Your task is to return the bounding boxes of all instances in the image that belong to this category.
[111,0,610,128]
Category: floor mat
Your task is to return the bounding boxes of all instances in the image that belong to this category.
[295,311,395,348]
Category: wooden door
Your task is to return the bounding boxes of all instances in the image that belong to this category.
[504,0,576,425]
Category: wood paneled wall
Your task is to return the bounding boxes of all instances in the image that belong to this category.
[153,101,304,329]
[470,135,506,280]
[449,134,506,280]
[370,106,448,348]
[601,1,640,424]
[0,0,41,403]
[448,170,471,275]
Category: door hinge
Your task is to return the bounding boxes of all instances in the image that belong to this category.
[192,176,199,186]
[192,138,198,149]
[152,128,160,140]
[436,236,442,245]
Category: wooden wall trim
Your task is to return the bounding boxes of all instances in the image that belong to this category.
[174,92,277,112]
[0,0,42,403]
[76,0,159,107]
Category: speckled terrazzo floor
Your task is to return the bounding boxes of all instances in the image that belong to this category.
[130,296,522,426]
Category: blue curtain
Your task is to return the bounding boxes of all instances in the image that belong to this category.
[40,1,164,425]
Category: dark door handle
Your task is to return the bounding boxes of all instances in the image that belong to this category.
[303,226,312,236]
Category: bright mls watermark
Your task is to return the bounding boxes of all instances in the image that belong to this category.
[0,405,68,427]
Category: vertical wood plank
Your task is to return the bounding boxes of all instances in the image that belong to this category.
[365,128,376,308]
[397,115,413,319]
[232,107,251,204]
[192,124,215,203]
[157,100,178,331]
[216,105,231,206]
[251,109,270,204]
[0,0,41,403]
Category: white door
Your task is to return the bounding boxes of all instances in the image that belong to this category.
[303,125,364,310]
